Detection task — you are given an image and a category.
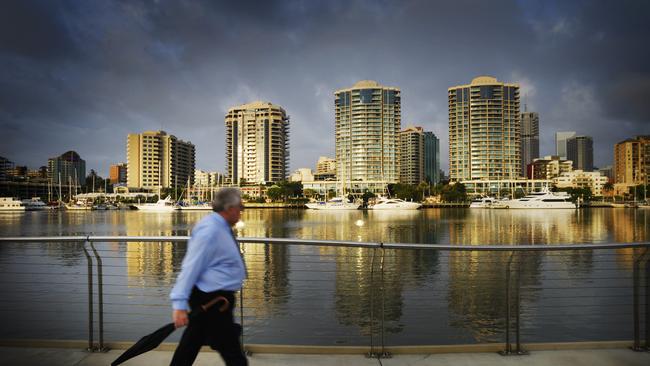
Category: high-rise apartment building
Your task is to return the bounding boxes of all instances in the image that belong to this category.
[555,131,576,159]
[521,112,540,174]
[126,130,195,190]
[48,151,86,186]
[109,163,127,185]
[399,126,425,185]
[614,135,650,185]
[423,131,441,184]
[567,135,594,171]
[335,80,401,182]
[225,101,289,184]
[448,76,521,181]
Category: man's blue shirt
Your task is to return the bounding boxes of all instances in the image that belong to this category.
[170,213,246,311]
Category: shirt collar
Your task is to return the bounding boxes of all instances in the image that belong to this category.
[211,212,231,230]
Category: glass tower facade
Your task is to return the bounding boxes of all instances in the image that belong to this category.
[424,131,440,184]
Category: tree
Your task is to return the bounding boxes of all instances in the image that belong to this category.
[603,182,614,192]
[303,189,317,199]
[387,183,419,201]
[85,170,107,192]
[556,187,593,203]
[361,190,376,205]
[266,186,283,201]
[440,182,467,202]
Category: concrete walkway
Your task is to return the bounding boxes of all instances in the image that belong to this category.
[1,347,648,366]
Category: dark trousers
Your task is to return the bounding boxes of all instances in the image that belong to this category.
[170,288,247,366]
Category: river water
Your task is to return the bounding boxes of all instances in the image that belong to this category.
[0,208,648,346]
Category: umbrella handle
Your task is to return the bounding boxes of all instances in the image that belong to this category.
[201,296,229,313]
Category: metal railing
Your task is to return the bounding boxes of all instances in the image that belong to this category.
[0,236,648,358]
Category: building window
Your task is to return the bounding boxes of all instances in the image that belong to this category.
[359,89,374,104]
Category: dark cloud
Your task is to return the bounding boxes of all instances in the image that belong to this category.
[0,0,649,176]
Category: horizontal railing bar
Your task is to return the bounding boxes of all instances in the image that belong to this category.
[1,236,649,251]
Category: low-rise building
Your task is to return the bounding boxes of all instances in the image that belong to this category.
[553,170,609,196]
[289,168,314,182]
[528,155,573,180]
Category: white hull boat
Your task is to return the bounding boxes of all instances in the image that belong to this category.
[0,197,25,211]
[369,197,422,210]
[306,197,360,210]
[133,196,178,212]
[492,190,575,209]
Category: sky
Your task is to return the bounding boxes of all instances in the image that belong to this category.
[1,0,649,177]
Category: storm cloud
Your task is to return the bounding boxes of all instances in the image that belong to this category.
[1,0,649,175]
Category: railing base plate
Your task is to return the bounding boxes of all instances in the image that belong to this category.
[499,350,529,356]
[366,351,392,359]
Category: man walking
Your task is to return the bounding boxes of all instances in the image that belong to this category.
[170,188,248,366]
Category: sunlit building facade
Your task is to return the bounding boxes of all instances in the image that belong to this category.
[126,130,195,190]
[225,101,289,185]
[335,80,401,182]
[448,76,521,181]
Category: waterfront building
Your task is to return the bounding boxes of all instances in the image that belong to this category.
[0,157,14,180]
[27,167,48,179]
[614,135,650,194]
[461,179,552,197]
[302,180,390,197]
[528,155,573,180]
[8,166,27,177]
[555,131,576,159]
[521,112,540,174]
[225,101,289,185]
[399,126,425,185]
[126,130,196,190]
[48,150,86,186]
[598,165,614,182]
[554,170,609,196]
[448,76,521,181]
[424,131,441,185]
[335,80,400,182]
[289,168,314,182]
[567,135,594,171]
[316,156,336,175]
[109,163,127,185]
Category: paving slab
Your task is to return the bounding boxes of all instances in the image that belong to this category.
[0,347,648,366]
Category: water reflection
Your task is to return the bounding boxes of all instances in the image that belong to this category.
[1,208,648,344]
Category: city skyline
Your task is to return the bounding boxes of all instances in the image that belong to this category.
[1,1,649,177]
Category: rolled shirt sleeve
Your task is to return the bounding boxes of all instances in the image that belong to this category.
[170,223,216,311]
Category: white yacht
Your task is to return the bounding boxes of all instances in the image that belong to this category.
[133,196,178,212]
[0,197,25,211]
[176,202,213,211]
[65,200,93,211]
[369,197,422,210]
[492,190,576,209]
[306,197,360,210]
[469,197,496,208]
[21,197,48,211]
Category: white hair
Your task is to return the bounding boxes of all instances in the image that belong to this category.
[211,188,242,212]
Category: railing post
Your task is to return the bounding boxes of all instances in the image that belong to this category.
[645,257,649,351]
[365,246,376,358]
[239,240,250,356]
[81,240,95,352]
[499,252,513,356]
[632,249,649,352]
[514,252,528,355]
[499,251,528,356]
[89,239,108,352]
[379,244,390,359]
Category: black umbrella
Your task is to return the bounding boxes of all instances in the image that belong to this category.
[111,296,229,366]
